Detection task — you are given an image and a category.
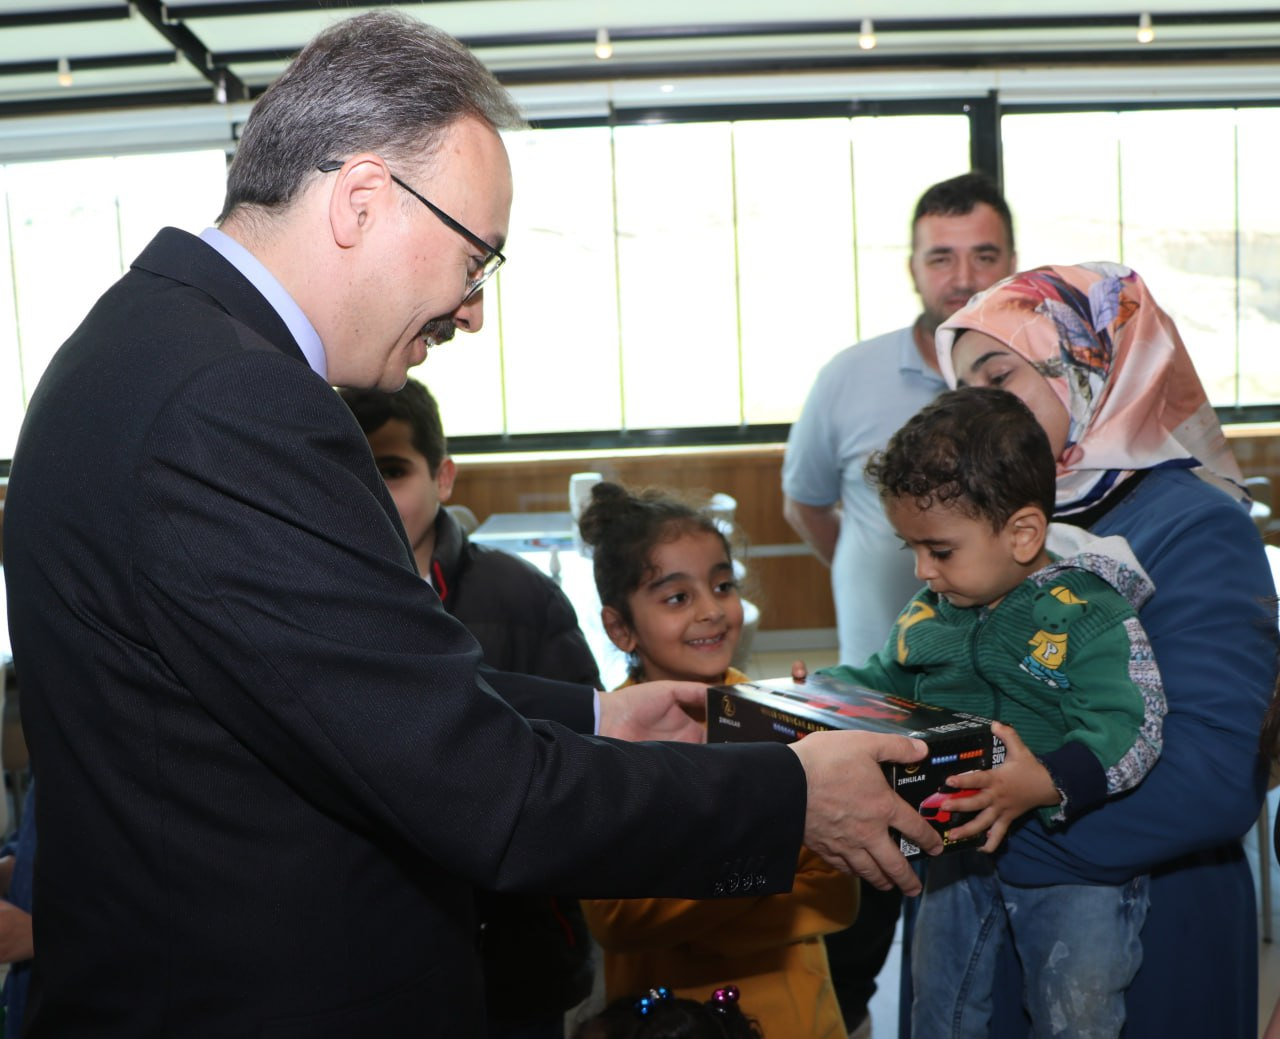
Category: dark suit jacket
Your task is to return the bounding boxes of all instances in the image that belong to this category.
[3,228,807,1038]
[431,505,601,688]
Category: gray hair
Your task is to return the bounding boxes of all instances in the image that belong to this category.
[219,10,525,221]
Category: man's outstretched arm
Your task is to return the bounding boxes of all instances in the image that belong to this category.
[790,729,941,893]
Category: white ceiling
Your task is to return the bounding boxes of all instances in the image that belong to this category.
[2,1,1280,158]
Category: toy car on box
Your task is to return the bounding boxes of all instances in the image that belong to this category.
[706,673,1004,856]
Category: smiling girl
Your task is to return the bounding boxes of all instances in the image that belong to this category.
[577,482,856,1039]
[582,482,745,687]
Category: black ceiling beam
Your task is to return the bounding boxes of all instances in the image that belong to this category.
[606,98,979,126]
[0,6,130,30]
[200,41,1280,100]
[5,4,1280,123]
[130,0,250,102]
[164,4,1280,34]
[0,51,177,79]
[480,44,1280,89]
[169,0,503,15]
[216,47,299,66]
[462,13,1280,49]
[0,87,231,119]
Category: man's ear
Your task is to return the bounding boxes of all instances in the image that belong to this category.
[1007,505,1048,565]
[434,457,457,505]
[601,606,637,653]
[325,154,394,248]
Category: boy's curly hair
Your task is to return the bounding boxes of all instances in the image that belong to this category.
[866,385,1056,530]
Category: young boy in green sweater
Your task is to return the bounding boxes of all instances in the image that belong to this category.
[819,385,1165,1039]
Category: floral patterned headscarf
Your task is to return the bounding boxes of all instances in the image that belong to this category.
[936,261,1245,516]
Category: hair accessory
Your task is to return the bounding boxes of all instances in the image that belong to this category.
[634,986,673,1016]
[707,985,740,1012]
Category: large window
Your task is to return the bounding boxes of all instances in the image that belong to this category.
[0,115,971,455]
[428,112,970,441]
[0,150,227,453]
[1003,106,1280,409]
[5,101,1278,458]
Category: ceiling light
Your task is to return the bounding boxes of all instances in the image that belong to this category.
[1137,12,1155,44]
[214,73,228,104]
[858,19,877,51]
[659,83,675,93]
[595,27,613,60]
[56,56,72,88]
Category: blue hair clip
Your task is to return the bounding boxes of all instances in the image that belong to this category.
[635,986,673,1016]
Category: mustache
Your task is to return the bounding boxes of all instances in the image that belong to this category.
[420,317,456,347]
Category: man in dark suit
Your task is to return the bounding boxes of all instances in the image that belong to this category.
[3,12,939,1037]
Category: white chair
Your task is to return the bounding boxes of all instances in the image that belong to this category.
[707,493,758,671]
[446,504,480,535]
[1247,475,1277,543]
[707,492,738,543]
[731,600,761,672]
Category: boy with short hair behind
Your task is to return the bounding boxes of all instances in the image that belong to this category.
[339,378,598,1039]
[818,385,1165,1039]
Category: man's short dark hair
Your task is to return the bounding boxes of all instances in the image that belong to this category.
[867,385,1055,530]
[338,379,448,476]
[911,171,1015,252]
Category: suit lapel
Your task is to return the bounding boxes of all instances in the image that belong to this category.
[131,227,308,366]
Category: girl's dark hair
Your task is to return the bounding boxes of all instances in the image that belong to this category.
[867,385,1056,530]
[577,480,732,632]
[572,990,763,1039]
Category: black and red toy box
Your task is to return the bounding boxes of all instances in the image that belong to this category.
[706,674,1004,856]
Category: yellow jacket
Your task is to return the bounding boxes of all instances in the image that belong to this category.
[583,667,857,1037]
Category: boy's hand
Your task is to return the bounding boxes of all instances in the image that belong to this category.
[791,659,809,682]
[937,721,1060,852]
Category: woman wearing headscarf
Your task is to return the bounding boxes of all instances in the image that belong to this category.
[933,261,1275,1038]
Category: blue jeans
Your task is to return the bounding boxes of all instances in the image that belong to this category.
[911,851,1148,1039]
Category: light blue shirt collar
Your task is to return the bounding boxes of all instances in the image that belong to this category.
[900,320,945,384]
[199,227,327,380]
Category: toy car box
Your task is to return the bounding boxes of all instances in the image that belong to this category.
[706,674,1003,856]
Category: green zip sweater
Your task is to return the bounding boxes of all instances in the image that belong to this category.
[821,543,1165,825]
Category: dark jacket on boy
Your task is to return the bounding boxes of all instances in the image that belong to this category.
[431,507,599,687]
[429,506,599,1029]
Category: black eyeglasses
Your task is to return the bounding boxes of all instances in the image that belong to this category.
[316,159,505,304]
